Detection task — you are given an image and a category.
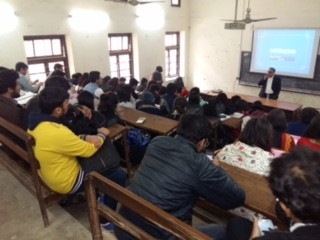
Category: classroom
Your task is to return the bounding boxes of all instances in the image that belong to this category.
[1,0,320,239]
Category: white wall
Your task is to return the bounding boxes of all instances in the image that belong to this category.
[0,0,190,80]
[2,0,320,107]
[189,0,320,107]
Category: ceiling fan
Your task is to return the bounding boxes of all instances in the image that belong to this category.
[222,0,277,29]
[105,0,165,6]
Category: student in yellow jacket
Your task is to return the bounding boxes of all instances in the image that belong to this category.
[28,86,126,199]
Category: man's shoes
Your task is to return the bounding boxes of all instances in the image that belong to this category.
[101,222,115,232]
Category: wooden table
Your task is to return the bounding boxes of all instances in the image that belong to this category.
[201,91,302,121]
[117,106,178,135]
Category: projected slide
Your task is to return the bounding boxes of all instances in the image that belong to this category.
[250,29,320,79]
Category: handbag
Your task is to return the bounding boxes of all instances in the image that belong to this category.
[78,137,121,174]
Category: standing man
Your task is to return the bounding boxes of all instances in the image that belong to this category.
[151,66,163,85]
[15,62,43,93]
[258,67,281,100]
[115,114,245,240]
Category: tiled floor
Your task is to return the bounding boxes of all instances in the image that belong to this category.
[0,157,220,240]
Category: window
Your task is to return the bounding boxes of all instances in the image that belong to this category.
[165,32,180,78]
[108,33,133,82]
[23,35,69,81]
[171,0,181,7]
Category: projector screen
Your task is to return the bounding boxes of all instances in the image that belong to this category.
[250,29,320,79]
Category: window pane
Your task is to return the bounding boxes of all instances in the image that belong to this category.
[110,37,122,51]
[28,63,45,74]
[165,35,172,46]
[122,37,128,50]
[119,54,129,63]
[24,41,34,57]
[30,73,47,82]
[34,39,53,57]
[52,39,62,55]
[109,56,118,73]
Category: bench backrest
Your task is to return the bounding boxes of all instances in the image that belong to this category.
[0,116,64,227]
[85,171,211,240]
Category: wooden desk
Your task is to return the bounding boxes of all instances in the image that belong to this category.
[117,106,178,135]
[219,161,276,220]
[201,91,302,121]
[107,124,132,177]
[195,161,278,225]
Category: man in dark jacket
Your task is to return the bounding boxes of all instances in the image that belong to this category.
[258,67,281,100]
[115,114,245,240]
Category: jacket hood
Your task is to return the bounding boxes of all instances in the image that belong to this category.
[28,112,60,131]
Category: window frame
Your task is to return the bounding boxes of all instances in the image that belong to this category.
[108,33,133,81]
[171,0,181,7]
[165,31,180,79]
[23,35,70,79]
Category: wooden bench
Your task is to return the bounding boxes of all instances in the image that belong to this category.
[0,116,65,227]
[195,161,280,226]
[85,171,211,240]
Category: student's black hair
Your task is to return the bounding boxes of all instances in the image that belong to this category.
[45,76,71,91]
[51,70,66,77]
[156,66,162,72]
[189,87,200,95]
[176,114,212,144]
[0,69,19,94]
[149,84,159,93]
[72,72,82,79]
[174,96,187,115]
[140,77,148,85]
[267,108,287,132]
[98,92,119,113]
[89,71,100,83]
[39,87,69,114]
[166,83,177,95]
[77,90,94,110]
[15,62,28,72]
[117,84,132,102]
[188,91,200,105]
[300,107,320,124]
[239,117,273,151]
[249,100,263,113]
[303,115,320,140]
[269,147,320,223]
[129,78,139,87]
[147,80,157,89]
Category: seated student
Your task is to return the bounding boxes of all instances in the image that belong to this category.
[174,77,185,94]
[117,84,136,109]
[136,77,148,93]
[115,114,245,240]
[189,87,207,106]
[171,96,187,120]
[160,82,177,116]
[287,107,320,136]
[0,68,26,154]
[227,147,320,240]
[129,78,139,100]
[98,92,123,127]
[28,87,126,231]
[24,75,77,132]
[186,91,203,115]
[241,101,266,130]
[149,84,161,105]
[297,115,320,151]
[0,68,24,128]
[15,62,43,93]
[267,109,295,152]
[83,71,103,96]
[214,92,229,115]
[74,91,106,135]
[216,117,274,176]
[104,77,119,93]
[216,117,274,220]
[137,92,161,116]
